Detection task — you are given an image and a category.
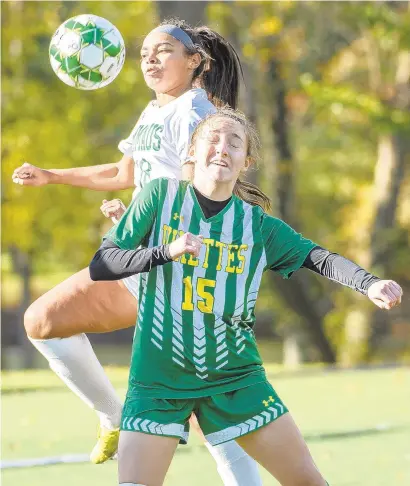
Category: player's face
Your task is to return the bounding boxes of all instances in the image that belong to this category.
[140,32,199,94]
[193,118,249,184]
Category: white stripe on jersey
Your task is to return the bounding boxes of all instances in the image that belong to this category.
[166,182,194,369]
[150,181,177,355]
[230,203,255,355]
[191,218,212,379]
[245,248,267,322]
[210,203,236,370]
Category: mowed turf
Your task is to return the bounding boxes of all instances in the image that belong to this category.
[2,366,410,485]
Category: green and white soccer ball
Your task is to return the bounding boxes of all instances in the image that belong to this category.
[49,14,125,90]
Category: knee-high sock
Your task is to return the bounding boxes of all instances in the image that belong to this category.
[29,334,123,429]
[205,441,263,486]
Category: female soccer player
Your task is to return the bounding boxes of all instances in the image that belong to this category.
[89,108,403,486]
[11,20,263,483]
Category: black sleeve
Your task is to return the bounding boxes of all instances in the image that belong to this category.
[303,246,381,295]
[89,239,173,281]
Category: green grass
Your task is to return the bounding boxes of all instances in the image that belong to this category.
[2,366,410,485]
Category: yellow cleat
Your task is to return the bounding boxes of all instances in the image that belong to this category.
[90,426,120,464]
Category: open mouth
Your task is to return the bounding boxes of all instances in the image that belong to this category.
[210,160,228,168]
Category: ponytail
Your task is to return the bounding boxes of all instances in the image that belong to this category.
[233,179,271,212]
[192,27,242,109]
[159,18,243,109]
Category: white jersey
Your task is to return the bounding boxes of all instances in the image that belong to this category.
[118,88,216,299]
[118,88,216,197]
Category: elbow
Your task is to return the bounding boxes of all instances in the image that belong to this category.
[89,255,104,281]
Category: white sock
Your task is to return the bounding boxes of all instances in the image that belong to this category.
[30,334,123,429]
[205,441,263,486]
[119,484,147,486]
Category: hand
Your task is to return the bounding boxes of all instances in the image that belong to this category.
[100,199,127,224]
[169,232,203,260]
[12,162,50,187]
[367,280,403,310]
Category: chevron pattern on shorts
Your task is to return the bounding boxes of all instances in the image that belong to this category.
[121,417,189,442]
[205,402,286,446]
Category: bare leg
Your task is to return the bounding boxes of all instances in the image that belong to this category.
[24,268,136,431]
[24,268,137,339]
[118,431,179,486]
[237,414,327,486]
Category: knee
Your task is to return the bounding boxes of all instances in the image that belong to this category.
[24,302,54,340]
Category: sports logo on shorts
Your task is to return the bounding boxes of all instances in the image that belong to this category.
[262,395,275,407]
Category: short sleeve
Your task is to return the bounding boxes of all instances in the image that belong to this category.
[118,115,144,157]
[262,215,317,279]
[173,107,213,164]
[104,179,161,250]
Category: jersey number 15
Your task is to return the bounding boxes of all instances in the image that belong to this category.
[182,276,216,314]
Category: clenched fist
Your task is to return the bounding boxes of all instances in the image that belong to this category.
[100,199,127,224]
[169,232,203,260]
[12,163,50,187]
[367,280,403,310]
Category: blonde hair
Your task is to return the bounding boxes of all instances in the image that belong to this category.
[189,108,271,212]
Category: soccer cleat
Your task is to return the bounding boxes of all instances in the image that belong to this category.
[90,426,120,464]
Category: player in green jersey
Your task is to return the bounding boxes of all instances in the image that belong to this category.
[13,20,267,482]
[90,108,402,485]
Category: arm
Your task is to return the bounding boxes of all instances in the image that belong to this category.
[12,154,135,191]
[303,246,381,295]
[89,239,173,280]
[303,246,402,309]
[90,233,203,281]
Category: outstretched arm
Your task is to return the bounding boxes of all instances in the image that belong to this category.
[303,247,402,309]
[12,154,135,191]
[89,233,203,281]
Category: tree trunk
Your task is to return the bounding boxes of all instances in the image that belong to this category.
[342,49,410,364]
[268,59,336,363]
[9,246,35,368]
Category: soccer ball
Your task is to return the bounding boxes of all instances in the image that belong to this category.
[49,14,125,90]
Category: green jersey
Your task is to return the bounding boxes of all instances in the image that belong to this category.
[106,178,316,398]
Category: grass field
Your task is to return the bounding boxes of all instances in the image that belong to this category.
[2,366,410,485]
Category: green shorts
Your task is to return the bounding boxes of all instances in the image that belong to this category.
[121,380,288,446]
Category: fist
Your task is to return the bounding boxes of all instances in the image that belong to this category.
[100,199,127,224]
[367,280,403,310]
[12,163,50,187]
[169,232,203,260]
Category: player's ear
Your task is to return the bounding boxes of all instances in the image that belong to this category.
[187,145,196,163]
[242,155,252,172]
[189,53,201,71]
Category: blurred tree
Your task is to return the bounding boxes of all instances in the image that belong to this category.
[1,1,155,364]
[301,2,410,363]
[208,1,410,364]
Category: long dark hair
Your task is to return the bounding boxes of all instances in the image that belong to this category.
[160,18,243,109]
[189,108,271,212]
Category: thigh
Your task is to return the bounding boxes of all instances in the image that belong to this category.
[237,414,326,486]
[189,412,206,441]
[27,267,137,338]
[118,430,179,486]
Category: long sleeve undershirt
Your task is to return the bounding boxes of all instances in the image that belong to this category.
[89,187,381,295]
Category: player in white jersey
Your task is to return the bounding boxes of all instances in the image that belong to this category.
[12,19,264,483]
[90,108,403,486]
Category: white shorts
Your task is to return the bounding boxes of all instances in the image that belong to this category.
[122,275,140,300]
